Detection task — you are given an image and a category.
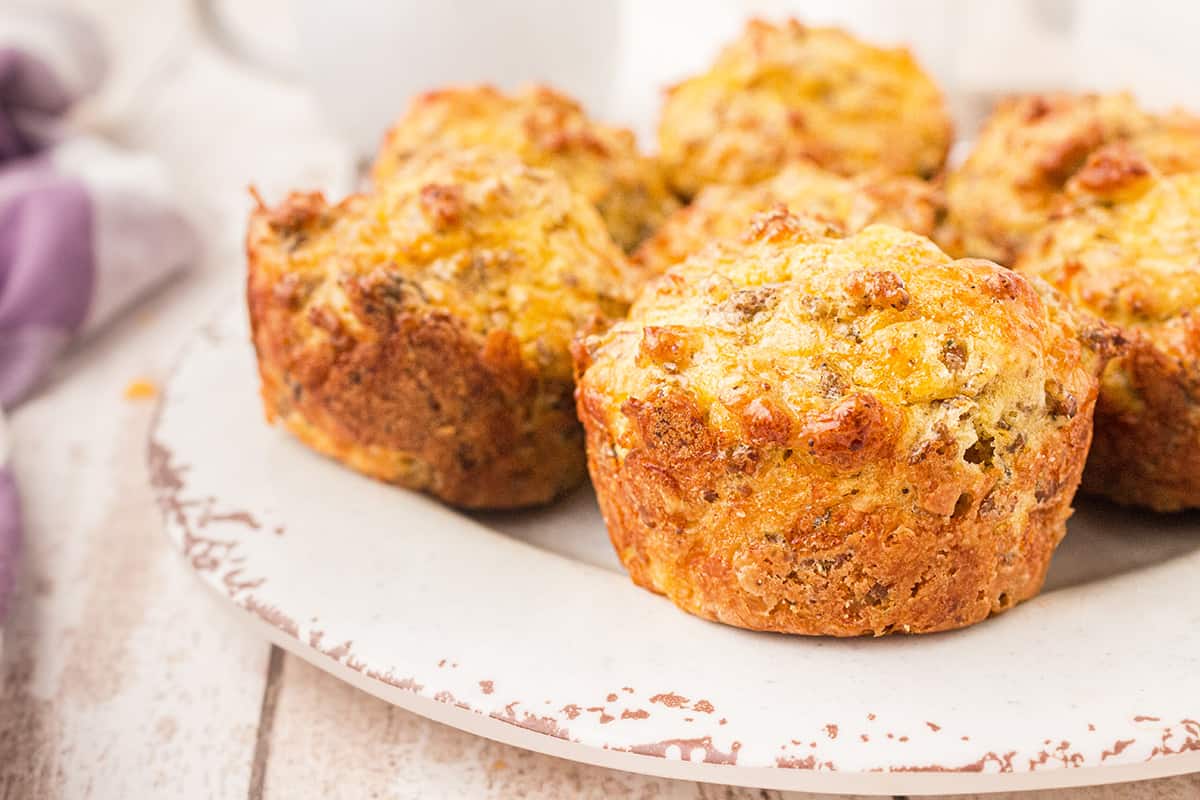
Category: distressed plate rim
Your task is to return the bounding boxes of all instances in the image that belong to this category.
[149,311,1200,795]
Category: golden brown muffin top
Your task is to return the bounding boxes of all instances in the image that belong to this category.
[633,161,941,275]
[578,212,1109,499]
[249,146,634,383]
[372,84,679,251]
[657,18,952,197]
[1016,151,1200,354]
[941,92,1200,265]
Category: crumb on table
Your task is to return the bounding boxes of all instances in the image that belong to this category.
[123,378,158,400]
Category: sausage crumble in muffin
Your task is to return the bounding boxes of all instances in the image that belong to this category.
[658,18,953,198]
[1016,145,1200,511]
[248,147,634,509]
[373,84,679,251]
[575,211,1119,635]
[940,92,1200,265]
[633,160,942,276]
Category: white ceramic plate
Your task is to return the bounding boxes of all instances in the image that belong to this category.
[150,310,1200,795]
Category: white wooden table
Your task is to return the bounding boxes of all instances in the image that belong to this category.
[1,1,1197,797]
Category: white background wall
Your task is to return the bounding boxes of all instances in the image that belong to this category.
[205,0,1200,155]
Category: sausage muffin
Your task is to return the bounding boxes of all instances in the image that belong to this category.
[1016,146,1200,511]
[940,92,1200,265]
[657,18,952,198]
[372,84,679,251]
[574,211,1117,635]
[633,160,941,276]
[248,146,634,509]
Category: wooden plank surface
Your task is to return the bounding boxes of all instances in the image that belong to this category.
[1,313,270,800]
[0,1,1195,797]
[1,3,350,797]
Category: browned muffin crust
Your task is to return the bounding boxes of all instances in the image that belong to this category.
[657,18,952,198]
[633,161,942,276]
[248,147,634,509]
[940,92,1200,265]
[373,84,679,251]
[1016,147,1200,511]
[575,213,1117,635]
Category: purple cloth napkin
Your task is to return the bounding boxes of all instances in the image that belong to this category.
[0,10,199,638]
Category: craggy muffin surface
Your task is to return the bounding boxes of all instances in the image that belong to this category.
[372,84,679,251]
[941,92,1200,265]
[248,147,634,509]
[633,161,941,276]
[575,213,1115,635]
[1016,151,1200,510]
[657,19,952,198]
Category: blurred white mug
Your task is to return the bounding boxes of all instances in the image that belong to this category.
[198,0,624,157]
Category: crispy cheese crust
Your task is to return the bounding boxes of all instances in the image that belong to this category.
[633,161,941,276]
[1016,149,1200,511]
[657,19,952,198]
[575,213,1115,635]
[941,92,1200,265]
[248,147,634,509]
[372,84,679,251]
